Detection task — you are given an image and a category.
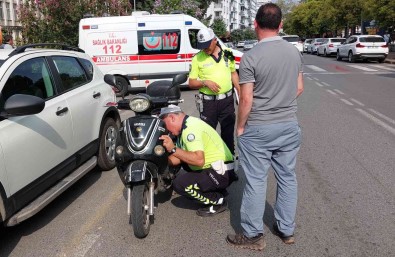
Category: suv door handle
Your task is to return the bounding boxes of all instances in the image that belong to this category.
[93,92,101,98]
[56,107,68,116]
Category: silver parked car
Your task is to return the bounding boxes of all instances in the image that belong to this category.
[303,39,313,53]
[308,38,325,54]
[243,40,258,51]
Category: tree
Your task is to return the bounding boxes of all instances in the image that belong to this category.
[19,0,131,46]
[211,18,227,38]
[230,29,244,43]
[151,0,204,19]
[365,0,395,32]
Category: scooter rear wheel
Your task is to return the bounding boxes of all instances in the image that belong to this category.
[130,183,150,238]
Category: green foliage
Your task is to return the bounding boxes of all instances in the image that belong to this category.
[243,28,256,40]
[19,0,131,46]
[284,0,394,37]
[211,18,227,38]
[230,28,256,42]
[18,0,213,46]
[230,29,244,42]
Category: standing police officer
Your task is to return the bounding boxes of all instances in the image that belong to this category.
[189,28,240,155]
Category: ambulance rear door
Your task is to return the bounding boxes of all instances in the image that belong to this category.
[79,17,140,88]
[136,16,187,87]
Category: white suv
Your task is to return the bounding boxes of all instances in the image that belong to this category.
[0,44,120,230]
[337,35,389,63]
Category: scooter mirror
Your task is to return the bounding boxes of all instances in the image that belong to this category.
[172,73,188,86]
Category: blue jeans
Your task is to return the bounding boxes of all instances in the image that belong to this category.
[238,121,302,237]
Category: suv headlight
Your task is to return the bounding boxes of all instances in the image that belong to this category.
[129,96,150,112]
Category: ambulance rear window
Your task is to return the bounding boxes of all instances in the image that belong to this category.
[138,29,181,55]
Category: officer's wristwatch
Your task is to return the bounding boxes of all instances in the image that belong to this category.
[169,147,177,154]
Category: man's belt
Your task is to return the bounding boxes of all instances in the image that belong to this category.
[200,90,233,101]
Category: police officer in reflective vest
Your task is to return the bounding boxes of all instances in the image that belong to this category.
[159,105,238,217]
[189,28,240,155]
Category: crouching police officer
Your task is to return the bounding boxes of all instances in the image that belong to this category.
[159,105,237,217]
[189,28,240,155]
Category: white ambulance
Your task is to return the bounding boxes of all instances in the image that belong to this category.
[79,12,243,93]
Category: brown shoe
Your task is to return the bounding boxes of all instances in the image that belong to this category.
[226,233,266,251]
[273,223,295,244]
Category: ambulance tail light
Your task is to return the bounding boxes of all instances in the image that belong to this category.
[82,25,90,30]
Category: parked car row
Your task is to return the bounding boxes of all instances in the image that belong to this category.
[304,35,388,63]
[243,40,258,51]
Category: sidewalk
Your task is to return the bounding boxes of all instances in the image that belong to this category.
[385,51,395,64]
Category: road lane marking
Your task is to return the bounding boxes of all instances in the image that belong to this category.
[56,181,124,257]
[340,99,353,105]
[356,108,395,136]
[322,82,331,87]
[326,89,338,96]
[306,65,327,72]
[368,108,395,125]
[347,65,378,72]
[333,89,345,95]
[350,98,365,106]
[306,77,313,80]
[73,234,101,257]
[313,77,320,81]
[368,64,395,71]
[315,82,324,87]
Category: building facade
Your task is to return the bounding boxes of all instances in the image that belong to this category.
[206,0,259,32]
[0,0,22,43]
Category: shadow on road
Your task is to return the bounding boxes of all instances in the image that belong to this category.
[0,167,103,257]
[227,166,276,234]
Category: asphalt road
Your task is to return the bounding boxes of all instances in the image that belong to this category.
[1,53,395,257]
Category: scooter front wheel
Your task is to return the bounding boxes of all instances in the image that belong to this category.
[130,183,150,238]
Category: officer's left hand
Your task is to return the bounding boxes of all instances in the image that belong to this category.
[204,80,220,93]
[159,135,175,152]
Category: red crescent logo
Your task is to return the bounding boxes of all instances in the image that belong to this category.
[144,38,161,49]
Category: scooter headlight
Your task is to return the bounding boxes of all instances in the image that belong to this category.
[154,145,165,156]
[129,96,150,112]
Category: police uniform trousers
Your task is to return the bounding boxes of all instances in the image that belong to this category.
[200,95,235,155]
[172,168,231,205]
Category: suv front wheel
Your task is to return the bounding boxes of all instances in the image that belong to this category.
[348,52,355,63]
[97,118,118,170]
[336,51,342,61]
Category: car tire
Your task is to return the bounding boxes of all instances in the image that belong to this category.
[317,50,320,56]
[378,58,385,63]
[97,118,118,171]
[348,52,355,63]
[324,49,327,57]
[336,51,342,61]
[115,76,128,97]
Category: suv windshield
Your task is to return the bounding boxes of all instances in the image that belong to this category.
[283,37,300,42]
[360,37,385,43]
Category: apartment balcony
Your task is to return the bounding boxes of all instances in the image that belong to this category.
[214,3,222,9]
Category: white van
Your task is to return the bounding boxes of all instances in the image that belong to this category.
[79,12,243,93]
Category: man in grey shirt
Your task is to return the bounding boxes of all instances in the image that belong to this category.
[226,3,304,251]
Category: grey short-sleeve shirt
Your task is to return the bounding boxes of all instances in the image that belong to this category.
[239,36,303,124]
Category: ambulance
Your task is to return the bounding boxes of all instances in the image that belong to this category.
[78,11,243,93]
